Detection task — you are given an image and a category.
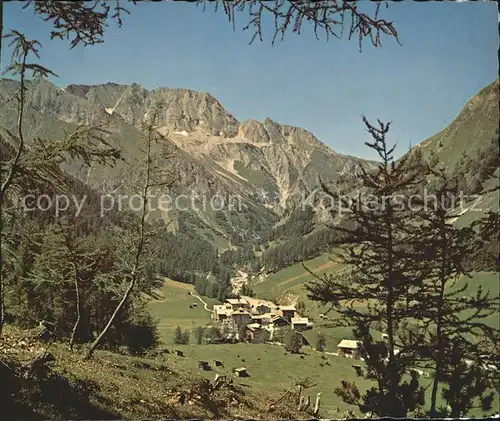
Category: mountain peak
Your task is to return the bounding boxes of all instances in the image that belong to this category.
[65,84,92,98]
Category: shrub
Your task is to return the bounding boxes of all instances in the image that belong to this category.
[283,328,303,354]
[122,310,160,356]
[316,332,327,352]
[194,326,205,345]
[173,326,190,345]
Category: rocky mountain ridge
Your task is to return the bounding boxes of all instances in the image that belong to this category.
[0,76,371,249]
[1,77,497,259]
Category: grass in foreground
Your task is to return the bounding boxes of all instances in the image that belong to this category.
[148,276,499,419]
[167,341,373,417]
[0,325,313,420]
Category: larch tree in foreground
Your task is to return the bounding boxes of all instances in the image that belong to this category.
[0,30,122,340]
[85,103,175,358]
[305,117,430,417]
[305,125,499,417]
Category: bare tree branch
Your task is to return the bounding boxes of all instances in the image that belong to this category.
[22,0,136,49]
[204,0,399,50]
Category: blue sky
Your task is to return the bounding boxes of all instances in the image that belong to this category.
[2,1,498,159]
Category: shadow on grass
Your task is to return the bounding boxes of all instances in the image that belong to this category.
[1,362,120,420]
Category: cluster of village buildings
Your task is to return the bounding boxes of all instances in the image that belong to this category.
[211,297,314,342]
[208,297,497,381]
[209,298,429,367]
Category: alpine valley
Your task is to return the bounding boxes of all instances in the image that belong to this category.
[1,76,498,290]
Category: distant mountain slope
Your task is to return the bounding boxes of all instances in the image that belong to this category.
[412,78,499,223]
[254,78,500,275]
[2,77,497,280]
[0,77,371,250]
[416,78,499,173]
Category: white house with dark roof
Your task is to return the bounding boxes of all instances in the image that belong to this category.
[271,315,290,327]
[212,304,232,322]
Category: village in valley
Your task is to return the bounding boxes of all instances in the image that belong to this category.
[209,296,313,343]
[185,291,434,384]
[190,290,365,361]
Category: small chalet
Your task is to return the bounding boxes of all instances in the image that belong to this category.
[261,313,274,325]
[221,317,236,330]
[271,315,290,327]
[337,339,362,359]
[278,305,296,321]
[251,313,273,326]
[231,308,251,328]
[233,367,249,377]
[291,316,314,331]
[245,323,268,343]
[198,360,210,370]
[225,298,249,310]
[212,304,232,322]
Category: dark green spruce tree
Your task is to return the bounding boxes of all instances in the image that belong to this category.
[305,117,430,417]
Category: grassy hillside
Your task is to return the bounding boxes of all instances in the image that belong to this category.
[170,342,373,416]
[453,271,500,330]
[147,278,499,418]
[4,268,495,419]
[1,326,311,420]
[149,279,220,343]
[253,253,337,300]
[148,278,372,416]
[455,187,500,228]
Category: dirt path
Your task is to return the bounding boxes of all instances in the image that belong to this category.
[191,293,212,312]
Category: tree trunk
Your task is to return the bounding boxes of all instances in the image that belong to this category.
[385,208,398,416]
[69,262,81,350]
[430,223,448,417]
[85,274,136,359]
[429,305,444,417]
[430,295,444,416]
[0,1,5,338]
[0,268,3,338]
[84,107,158,358]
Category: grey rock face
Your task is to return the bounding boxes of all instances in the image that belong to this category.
[0,77,372,247]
